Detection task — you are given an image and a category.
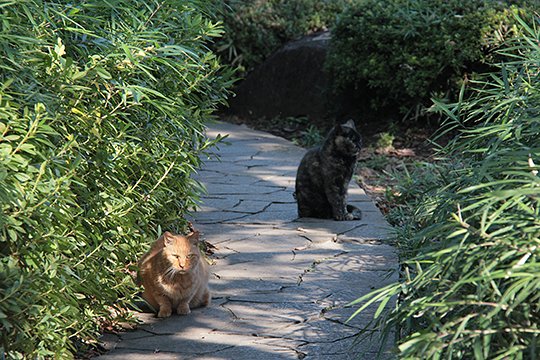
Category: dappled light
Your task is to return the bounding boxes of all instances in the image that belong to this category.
[99,122,396,359]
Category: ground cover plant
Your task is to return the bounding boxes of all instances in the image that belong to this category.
[349,15,540,358]
[0,0,232,357]
[326,0,534,123]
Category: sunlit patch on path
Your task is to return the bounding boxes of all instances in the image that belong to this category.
[97,121,397,359]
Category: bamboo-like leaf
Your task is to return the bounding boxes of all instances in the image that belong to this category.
[355,13,540,359]
[1,0,233,357]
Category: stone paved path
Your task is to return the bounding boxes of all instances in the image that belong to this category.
[97,121,397,359]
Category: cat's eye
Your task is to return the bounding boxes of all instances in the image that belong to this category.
[188,254,196,259]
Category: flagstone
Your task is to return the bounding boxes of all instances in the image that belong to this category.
[97,121,397,360]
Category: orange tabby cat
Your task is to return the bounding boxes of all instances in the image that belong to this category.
[138,231,210,318]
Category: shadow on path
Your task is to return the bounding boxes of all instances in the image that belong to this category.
[96,121,397,360]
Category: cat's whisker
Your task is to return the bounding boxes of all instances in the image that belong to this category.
[164,267,177,280]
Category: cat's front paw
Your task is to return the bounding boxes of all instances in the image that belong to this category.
[344,213,355,221]
[333,212,349,221]
[157,307,172,318]
[335,210,362,221]
[177,303,191,315]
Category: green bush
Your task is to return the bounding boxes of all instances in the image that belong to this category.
[0,0,232,357]
[216,0,354,73]
[349,16,540,358]
[326,0,533,122]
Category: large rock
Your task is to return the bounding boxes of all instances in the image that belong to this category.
[226,32,331,124]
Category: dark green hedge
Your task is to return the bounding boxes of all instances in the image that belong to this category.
[216,0,354,73]
[0,0,232,357]
[326,0,533,122]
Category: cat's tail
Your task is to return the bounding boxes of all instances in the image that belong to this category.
[135,271,142,286]
[346,204,362,220]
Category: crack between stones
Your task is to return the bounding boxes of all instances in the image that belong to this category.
[296,234,314,243]
[206,199,295,215]
[250,150,262,159]
[209,202,275,225]
[213,245,240,260]
[225,298,287,304]
[132,328,177,337]
[224,137,271,143]
[337,223,368,236]
[210,326,310,348]
[201,310,359,358]
[211,235,253,246]
[199,180,255,187]
[199,194,230,200]
[198,213,251,224]
[336,236,385,245]
[223,209,266,215]
[218,302,312,351]
[207,188,287,196]
[220,301,240,321]
[230,199,254,209]
[230,150,262,163]
[222,200,272,215]
[119,345,238,357]
[295,250,350,285]
[250,178,294,189]
[225,219,296,226]
[298,331,361,347]
[322,316,363,330]
[195,168,247,177]
[296,258,322,285]
[198,345,236,356]
[115,329,155,340]
[253,339,308,359]
[230,199,243,208]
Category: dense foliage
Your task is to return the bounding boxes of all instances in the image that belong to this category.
[216,0,354,73]
[0,0,231,357]
[326,0,533,122]
[350,16,540,358]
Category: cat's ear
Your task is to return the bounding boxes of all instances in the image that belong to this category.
[162,231,175,247]
[187,230,200,244]
[341,119,356,131]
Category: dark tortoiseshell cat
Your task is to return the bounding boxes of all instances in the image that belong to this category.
[295,119,363,221]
